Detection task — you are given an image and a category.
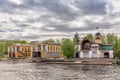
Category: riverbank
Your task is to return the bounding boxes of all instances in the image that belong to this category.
[40,58,115,65]
[1,58,115,65]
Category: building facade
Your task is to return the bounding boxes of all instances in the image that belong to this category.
[8,44,32,58]
[76,32,114,59]
[32,42,62,58]
[8,42,62,58]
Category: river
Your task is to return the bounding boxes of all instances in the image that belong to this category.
[0,61,120,80]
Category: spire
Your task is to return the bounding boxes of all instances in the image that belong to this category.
[96,26,99,30]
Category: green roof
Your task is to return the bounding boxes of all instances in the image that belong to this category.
[101,45,113,50]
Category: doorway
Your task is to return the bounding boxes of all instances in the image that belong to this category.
[83,51,89,58]
[104,52,109,58]
[92,51,97,58]
[37,52,41,57]
[33,52,41,57]
[76,52,79,58]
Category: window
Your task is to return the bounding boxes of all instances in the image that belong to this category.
[53,46,55,50]
[56,47,57,51]
[51,46,52,50]
[38,45,41,50]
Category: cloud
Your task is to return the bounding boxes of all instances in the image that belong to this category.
[74,0,107,15]
[0,0,119,41]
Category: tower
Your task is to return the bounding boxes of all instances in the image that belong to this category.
[94,32,102,44]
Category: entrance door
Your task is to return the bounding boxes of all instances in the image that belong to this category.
[92,51,97,58]
[38,52,41,57]
[104,53,109,58]
[33,52,41,57]
[83,52,89,58]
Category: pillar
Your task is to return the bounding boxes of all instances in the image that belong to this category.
[15,47,18,58]
[89,51,92,58]
[80,51,83,58]
[30,46,33,58]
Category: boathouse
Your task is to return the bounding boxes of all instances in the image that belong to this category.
[76,32,114,59]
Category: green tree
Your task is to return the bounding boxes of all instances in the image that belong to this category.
[61,39,75,59]
[18,40,28,44]
[86,34,94,42]
[101,35,106,44]
[73,32,80,45]
[43,39,55,43]
[0,43,4,58]
[114,49,120,59]
[106,33,117,44]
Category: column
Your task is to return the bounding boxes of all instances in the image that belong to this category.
[30,46,33,58]
[89,51,92,58]
[41,45,43,51]
[109,50,113,58]
[80,51,83,58]
[15,47,18,58]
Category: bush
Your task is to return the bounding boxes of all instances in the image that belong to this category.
[114,49,120,59]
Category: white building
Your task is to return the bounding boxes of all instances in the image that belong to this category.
[75,32,114,59]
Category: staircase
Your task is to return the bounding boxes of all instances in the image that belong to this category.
[18,50,26,57]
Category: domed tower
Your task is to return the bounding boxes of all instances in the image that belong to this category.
[94,32,102,44]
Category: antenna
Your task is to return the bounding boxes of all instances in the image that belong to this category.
[96,26,99,32]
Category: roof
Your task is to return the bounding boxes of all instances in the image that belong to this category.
[101,45,113,50]
[32,42,61,45]
[95,32,101,35]
[10,44,31,47]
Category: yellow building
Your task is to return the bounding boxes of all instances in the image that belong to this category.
[32,42,62,58]
[8,42,62,58]
[8,44,32,58]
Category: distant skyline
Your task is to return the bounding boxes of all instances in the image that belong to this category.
[0,0,120,41]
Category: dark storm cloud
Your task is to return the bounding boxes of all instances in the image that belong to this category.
[21,0,80,21]
[74,0,107,15]
[41,20,113,32]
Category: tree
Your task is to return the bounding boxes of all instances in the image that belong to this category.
[43,39,55,43]
[101,35,106,44]
[86,34,94,42]
[61,39,75,59]
[106,33,116,44]
[18,40,28,44]
[114,49,120,59]
[73,32,80,45]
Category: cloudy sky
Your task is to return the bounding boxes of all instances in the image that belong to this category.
[0,0,120,41]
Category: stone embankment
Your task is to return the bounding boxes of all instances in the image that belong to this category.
[1,58,115,65]
[38,58,115,65]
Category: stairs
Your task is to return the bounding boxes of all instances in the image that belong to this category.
[18,50,26,57]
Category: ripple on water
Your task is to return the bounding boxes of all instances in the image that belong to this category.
[0,62,120,80]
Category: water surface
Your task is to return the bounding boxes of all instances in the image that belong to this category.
[0,61,120,80]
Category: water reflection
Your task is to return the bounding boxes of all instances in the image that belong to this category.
[0,62,120,80]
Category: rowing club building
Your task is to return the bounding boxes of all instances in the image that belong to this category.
[76,32,114,59]
[8,42,62,58]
